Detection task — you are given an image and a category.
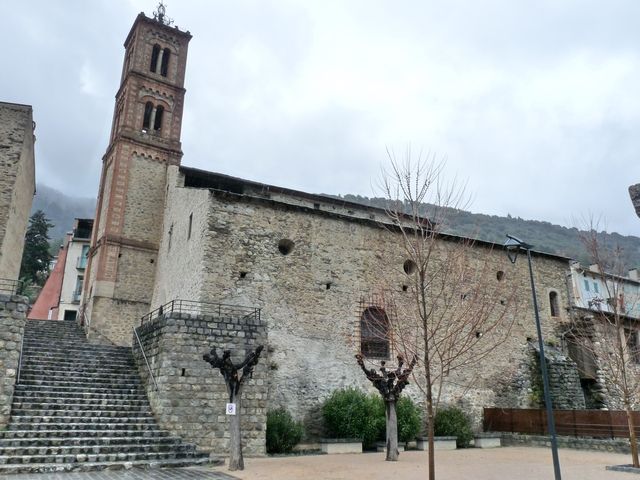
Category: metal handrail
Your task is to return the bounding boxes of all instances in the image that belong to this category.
[140,299,261,325]
[16,327,25,385]
[133,326,158,391]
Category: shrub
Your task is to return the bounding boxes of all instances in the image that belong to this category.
[396,397,422,443]
[266,408,304,454]
[434,406,473,448]
[322,388,383,447]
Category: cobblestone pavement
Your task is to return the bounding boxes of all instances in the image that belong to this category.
[0,467,238,480]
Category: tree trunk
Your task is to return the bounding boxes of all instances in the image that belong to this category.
[228,393,244,471]
[385,400,399,461]
[426,393,435,480]
[625,404,640,468]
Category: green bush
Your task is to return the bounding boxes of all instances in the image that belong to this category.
[434,406,473,448]
[322,388,384,447]
[322,388,422,446]
[396,397,422,443]
[266,408,304,454]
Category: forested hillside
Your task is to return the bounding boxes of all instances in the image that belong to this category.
[338,194,640,268]
[30,185,640,268]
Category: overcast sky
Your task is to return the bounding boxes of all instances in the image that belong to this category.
[3,0,640,236]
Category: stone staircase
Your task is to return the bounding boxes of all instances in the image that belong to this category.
[0,319,212,474]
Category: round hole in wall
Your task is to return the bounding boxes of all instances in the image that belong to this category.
[278,239,295,255]
[150,259,154,264]
[496,270,505,281]
[403,259,417,275]
[402,285,408,292]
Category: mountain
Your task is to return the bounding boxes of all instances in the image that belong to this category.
[31,185,640,268]
[337,194,640,268]
[31,184,95,249]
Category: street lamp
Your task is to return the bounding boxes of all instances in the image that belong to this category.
[504,234,562,480]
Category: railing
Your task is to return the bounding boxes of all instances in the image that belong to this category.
[133,326,158,391]
[140,299,261,325]
[0,278,23,296]
[484,407,640,439]
[15,328,25,386]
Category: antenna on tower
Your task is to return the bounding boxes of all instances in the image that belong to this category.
[153,1,174,26]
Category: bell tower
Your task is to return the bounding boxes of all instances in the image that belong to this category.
[83,4,191,345]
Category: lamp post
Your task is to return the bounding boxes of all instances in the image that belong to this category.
[504,234,562,480]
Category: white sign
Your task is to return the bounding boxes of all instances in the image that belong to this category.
[226,403,237,415]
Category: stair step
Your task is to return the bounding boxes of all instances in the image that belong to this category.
[0,430,171,440]
[12,391,148,402]
[14,383,144,393]
[6,423,161,432]
[11,407,152,417]
[0,436,183,448]
[13,400,150,410]
[0,455,214,475]
[0,442,197,457]
[0,450,208,466]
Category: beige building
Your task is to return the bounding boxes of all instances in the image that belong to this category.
[57,219,92,320]
[0,102,35,291]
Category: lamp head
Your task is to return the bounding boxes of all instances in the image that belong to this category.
[504,235,530,264]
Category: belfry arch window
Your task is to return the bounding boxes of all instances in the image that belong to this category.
[154,105,164,131]
[150,44,161,73]
[360,306,390,359]
[549,290,560,317]
[160,48,170,77]
[142,102,153,130]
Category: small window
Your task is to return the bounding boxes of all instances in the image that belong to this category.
[161,48,170,76]
[143,102,153,130]
[496,271,504,281]
[150,44,161,72]
[593,282,599,294]
[360,307,390,359]
[154,105,164,131]
[188,213,193,240]
[403,259,417,275]
[584,279,590,292]
[549,291,559,317]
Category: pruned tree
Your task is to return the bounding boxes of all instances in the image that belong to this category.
[356,354,417,461]
[203,345,263,471]
[19,210,53,286]
[362,149,517,480]
[565,222,640,467]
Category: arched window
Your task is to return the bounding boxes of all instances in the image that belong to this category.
[142,102,153,130]
[150,44,161,73]
[154,105,164,131]
[360,306,389,358]
[160,48,170,77]
[549,291,559,317]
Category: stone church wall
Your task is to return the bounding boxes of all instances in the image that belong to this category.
[0,294,27,429]
[0,103,35,282]
[151,171,576,435]
[133,312,267,455]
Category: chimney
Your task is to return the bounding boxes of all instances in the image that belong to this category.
[629,269,639,281]
[588,264,600,274]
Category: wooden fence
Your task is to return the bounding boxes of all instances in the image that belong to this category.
[484,408,640,439]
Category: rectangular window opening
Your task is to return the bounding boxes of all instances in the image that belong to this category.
[188,213,193,240]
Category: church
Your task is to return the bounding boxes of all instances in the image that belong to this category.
[76,5,606,455]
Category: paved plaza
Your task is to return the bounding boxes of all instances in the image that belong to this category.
[1,447,638,480]
[211,447,636,480]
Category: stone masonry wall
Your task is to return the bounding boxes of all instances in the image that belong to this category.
[0,294,28,428]
[0,103,35,281]
[133,312,268,455]
[152,180,574,435]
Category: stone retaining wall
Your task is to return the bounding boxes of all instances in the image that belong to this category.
[133,312,268,456]
[501,432,632,454]
[0,294,28,428]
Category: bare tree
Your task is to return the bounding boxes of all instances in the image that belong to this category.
[203,345,264,471]
[363,149,516,480]
[566,224,640,467]
[356,354,417,461]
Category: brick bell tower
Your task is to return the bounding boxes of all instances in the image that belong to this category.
[83,4,191,345]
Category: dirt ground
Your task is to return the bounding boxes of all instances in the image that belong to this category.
[211,447,635,480]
